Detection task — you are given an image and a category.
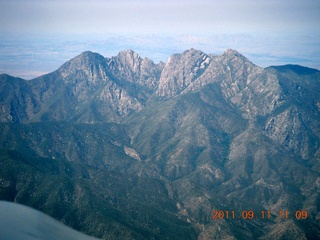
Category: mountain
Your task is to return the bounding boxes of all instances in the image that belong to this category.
[0,49,319,239]
[0,50,163,123]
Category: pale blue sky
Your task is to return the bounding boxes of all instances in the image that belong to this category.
[0,0,319,78]
[1,0,319,35]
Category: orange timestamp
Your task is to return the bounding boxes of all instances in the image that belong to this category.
[212,210,309,220]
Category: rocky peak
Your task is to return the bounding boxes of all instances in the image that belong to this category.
[157,49,211,97]
[1,49,320,239]
[108,50,161,92]
[108,49,143,78]
[156,48,260,98]
[117,49,142,67]
[60,51,106,70]
[207,51,285,120]
[223,48,242,56]
[219,49,256,71]
[220,48,255,67]
[164,49,284,122]
[57,51,109,85]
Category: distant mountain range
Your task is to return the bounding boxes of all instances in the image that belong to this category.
[0,49,319,239]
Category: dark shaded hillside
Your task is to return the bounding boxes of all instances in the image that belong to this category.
[268,64,320,75]
[0,49,320,239]
[0,147,197,240]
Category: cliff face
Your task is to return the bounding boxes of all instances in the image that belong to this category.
[0,49,320,240]
[157,49,211,97]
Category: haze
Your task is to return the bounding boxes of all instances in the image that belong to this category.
[0,0,319,79]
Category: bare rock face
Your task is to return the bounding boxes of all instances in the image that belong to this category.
[157,49,211,97]
[183,49,286,120]
[1,49,320,240]
[108,49,163,93]
[95,81,144,119]
[157,49,286,122]
[0,50,152,123]
[59,51,109,85]
[0,49,302,124]
[57,51,110,101]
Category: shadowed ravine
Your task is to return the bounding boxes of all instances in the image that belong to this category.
[0,49,319,239]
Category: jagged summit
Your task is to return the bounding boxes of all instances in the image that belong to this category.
[110,49,143,74]
[1,48,319,124]
[223,48,241,55]
[117,49,141,60]
[67,50,105,64]
[60,51,106,69]
[56,50,109,86]
[221,48,255,65]
[157,48,211,96]
[78,50,102,57]
[107,49,162,94]
[0,48,320,239]
[182,48,205,55]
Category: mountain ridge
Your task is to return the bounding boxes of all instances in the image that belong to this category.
[1,49,320,239]
[2,48,319,124]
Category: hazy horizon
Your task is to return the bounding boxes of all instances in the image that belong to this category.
[0,0,319,79]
